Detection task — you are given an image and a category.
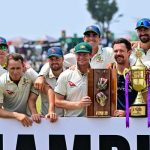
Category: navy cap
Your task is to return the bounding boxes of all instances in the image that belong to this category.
[47,47,63,58]
[136,18,150,29]
[84,25,101,36]
[0,37,8,46]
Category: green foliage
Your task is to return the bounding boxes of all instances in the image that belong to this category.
[87,0,118,29]
[87,0,120,46]
[128,31,138,41]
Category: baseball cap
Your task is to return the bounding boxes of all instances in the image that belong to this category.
[135,18,150,29]
[83,25,101,36]
[47,47,63,58]
[74,42,92,53]
[0,37,8,51]
[0,37,8,45]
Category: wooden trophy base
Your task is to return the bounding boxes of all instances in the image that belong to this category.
[87,69,117,117]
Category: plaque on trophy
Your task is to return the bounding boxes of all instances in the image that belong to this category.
[87,69,117,117]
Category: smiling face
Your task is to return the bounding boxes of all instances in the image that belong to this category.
[48,56,64,71]
[137,27,150,43]
[113,43,131,65]
[75,52,92,67]
[7,59,24,82]
[83,32,100,50]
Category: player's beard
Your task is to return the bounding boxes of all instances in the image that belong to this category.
[51,63,62,71]
[139,34,150,43]
[115,55,125,64]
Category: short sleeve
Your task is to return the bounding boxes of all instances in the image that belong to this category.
[54,71,68,96]
[38,63,50,77]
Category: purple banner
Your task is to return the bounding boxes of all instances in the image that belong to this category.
[125,73,129,128]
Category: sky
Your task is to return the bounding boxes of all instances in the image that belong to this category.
[0,0,150,41]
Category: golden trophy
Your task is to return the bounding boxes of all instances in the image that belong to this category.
[130,49,147,117]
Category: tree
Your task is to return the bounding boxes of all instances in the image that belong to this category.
[87,0,120,46]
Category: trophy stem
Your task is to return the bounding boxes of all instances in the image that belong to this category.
[133,91,146,105]
[130,91,147,117]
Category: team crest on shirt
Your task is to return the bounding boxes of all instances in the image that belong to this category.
[22,78,30,85]
[5,90,14,95]
[68,81,76,87]
[95,54,103,62]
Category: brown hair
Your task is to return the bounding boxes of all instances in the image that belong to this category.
[6,53,24,67]
[112,38,132,51]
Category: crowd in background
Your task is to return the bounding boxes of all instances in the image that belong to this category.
[7,29,118,72]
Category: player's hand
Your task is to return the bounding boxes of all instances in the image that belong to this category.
[79,96,92,108]
[14,112,33,127]
[114,110,125,117]
[45,112,58,123]
[34,76,45,91]
[31,114,43,123]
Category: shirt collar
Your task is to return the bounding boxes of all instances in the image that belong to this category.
[137,42,150,54]
[93,45,103,56]
[91,45,104,61]
[117,68,129,75]
[6,72,28,84]
[76,64,91,76]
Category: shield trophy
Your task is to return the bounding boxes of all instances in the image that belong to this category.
[87,69,117,117]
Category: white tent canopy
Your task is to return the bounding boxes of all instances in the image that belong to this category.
[9,36,30,46]
[37,35,57,43]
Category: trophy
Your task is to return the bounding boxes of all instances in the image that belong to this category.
[130,49,147,117]
[87,69,117,117]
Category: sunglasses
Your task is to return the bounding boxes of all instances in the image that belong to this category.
[0,45,8,51]
[136,19,150,28]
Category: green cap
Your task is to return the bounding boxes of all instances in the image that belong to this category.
[74,42,92,53]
